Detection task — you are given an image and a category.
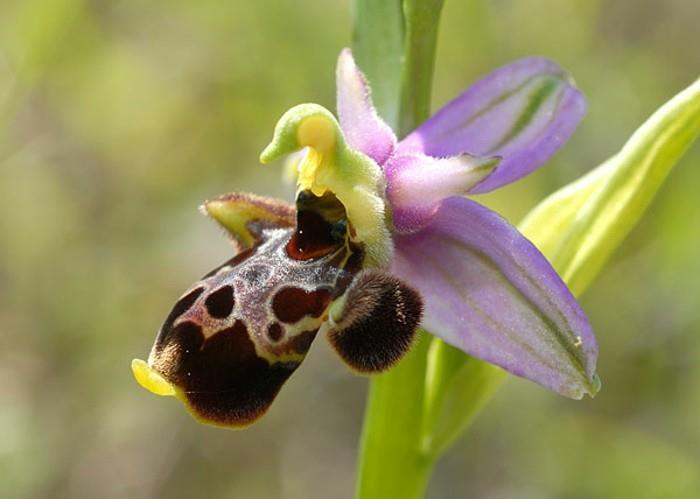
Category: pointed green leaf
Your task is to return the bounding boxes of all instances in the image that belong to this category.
[421,341,505,458]
[521,76,700,294]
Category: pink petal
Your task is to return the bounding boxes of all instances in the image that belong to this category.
[336,48,397,166]
[385,152,498,233]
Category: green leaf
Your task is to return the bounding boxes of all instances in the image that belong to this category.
[421,341,505,458]
[521,76,700,294]
[517,162,612,259]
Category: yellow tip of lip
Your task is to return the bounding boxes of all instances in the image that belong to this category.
[131,359,176,397]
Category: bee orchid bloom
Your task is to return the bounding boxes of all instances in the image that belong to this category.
[132,49,599,428]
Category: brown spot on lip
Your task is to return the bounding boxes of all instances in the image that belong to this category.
[204,285,235,318]
[291,329,318,354]
[267,322,284,342]
[153,319,299,427]
[156,288,205,346]
[272,286,332,324]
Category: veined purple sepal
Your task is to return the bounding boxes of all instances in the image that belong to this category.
[392,197,599,399]
[397,58,586,193]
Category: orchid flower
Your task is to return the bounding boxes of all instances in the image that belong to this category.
[132,49,599,428]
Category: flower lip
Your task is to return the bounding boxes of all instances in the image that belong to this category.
[134,180,427,428]
[135,202,367,428]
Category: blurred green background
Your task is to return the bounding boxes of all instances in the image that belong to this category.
[1,0,698,498]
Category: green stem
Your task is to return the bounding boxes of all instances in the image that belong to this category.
[351,0,405,129]
[398,0,445,137]
[356,333,432,499]
[353,2,445,498]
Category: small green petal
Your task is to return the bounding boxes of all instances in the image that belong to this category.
[202,192,295,250]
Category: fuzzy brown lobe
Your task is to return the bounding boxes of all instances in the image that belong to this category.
[327,271,423,373]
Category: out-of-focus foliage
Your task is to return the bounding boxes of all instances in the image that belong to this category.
[1,1,698,498]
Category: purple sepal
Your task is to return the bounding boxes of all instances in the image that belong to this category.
[397,58,586,193]
[392,197,599,398]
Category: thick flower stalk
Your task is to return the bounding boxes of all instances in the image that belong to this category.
[132,49,599,428]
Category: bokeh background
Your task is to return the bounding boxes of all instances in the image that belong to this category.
[1,0,699,497]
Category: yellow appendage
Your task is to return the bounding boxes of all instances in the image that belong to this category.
[297,114,337,155]
[131,358,176,397]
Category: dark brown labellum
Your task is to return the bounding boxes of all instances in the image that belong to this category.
[144,190,423,427]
